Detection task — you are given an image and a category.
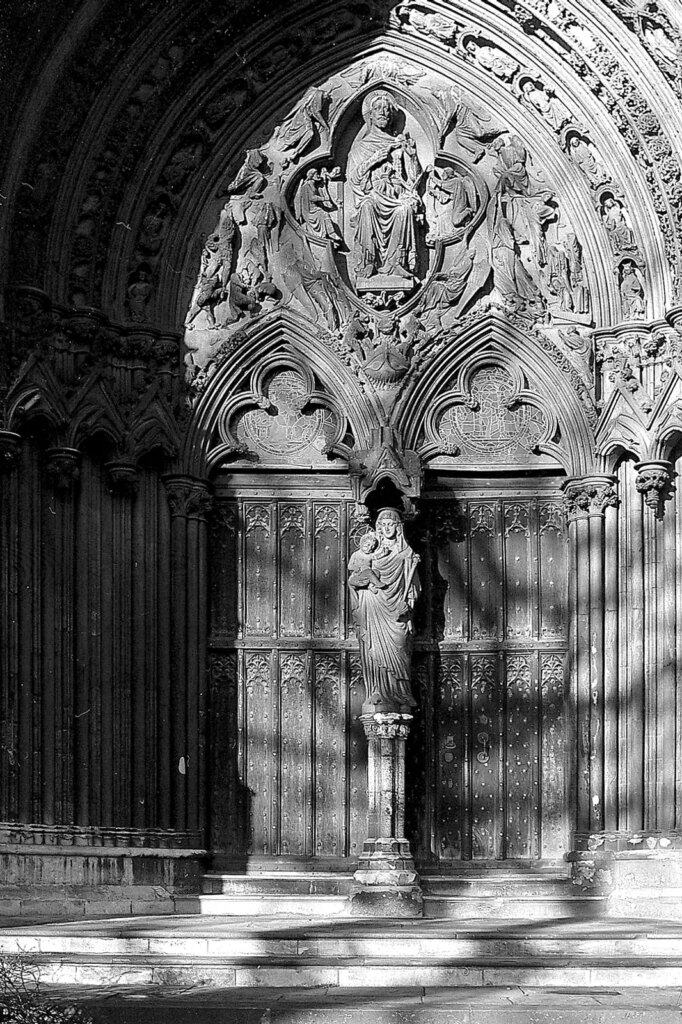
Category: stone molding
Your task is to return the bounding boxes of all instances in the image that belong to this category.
[0,429,22,473]
[574,829,682,854]
[44,446,82,491]
[634,458,673,516]
[163,475,213,519]
[0,821,205,850]
[562,474,619,519]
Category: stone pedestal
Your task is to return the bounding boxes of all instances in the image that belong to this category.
[349,713,423,917]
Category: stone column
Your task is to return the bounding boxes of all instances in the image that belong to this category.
[563,474,618,889]
[42,446,82,825]
[350,713,423,917]
[162,475,212,840]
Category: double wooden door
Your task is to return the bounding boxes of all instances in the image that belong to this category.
[208,474,568,867]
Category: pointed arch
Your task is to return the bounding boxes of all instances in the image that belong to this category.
[396,313,595,477]
[182,308,379,476]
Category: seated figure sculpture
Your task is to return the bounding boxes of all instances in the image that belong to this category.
[347,90,422,283]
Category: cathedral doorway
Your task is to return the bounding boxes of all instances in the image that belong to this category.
[207,470,568,870]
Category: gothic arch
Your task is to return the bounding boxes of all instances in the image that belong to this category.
[184,309,379,477]
[397,315,595,477]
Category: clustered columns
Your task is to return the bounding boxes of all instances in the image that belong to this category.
[563,475,619,842]
[162,475,212,836]
[350,712,423,917]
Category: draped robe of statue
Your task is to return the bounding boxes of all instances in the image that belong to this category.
[349,510,420,713]
[347,91,422,280]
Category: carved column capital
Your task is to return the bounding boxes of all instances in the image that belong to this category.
[634,460,673,518]
[163,475,213,519]
[105,458,139,497]
[0,430,22,474]
[361,712,413,741]
[45,447,82,491]
[563,475,619,520]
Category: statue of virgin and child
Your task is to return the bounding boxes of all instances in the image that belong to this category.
[348,508,421,714]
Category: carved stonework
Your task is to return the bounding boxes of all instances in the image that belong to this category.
[44,447,81,491]
[420,360,560,470]
[184,57,592,389]
[348,508,420,716]
[563,475,619,519]
[210,359,349,470]
[105,458,140,496]
[635,460,673,518]
[349,428,422,510]
[0,430,22,474]
[163,476,213,519]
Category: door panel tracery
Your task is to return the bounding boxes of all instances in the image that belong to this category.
[407,487,568,864]
[208,478,568,866]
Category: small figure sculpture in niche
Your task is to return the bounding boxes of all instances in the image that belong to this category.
[602,197,637,254]
[619,259,646,320]
[567,134,610,189]
[348,508,420,714]
[347,90,423,284]
[519,79,572,132]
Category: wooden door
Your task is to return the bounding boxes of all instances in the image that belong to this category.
[207,473,568,868]
[406,479,569,865]
[207,475,368,868]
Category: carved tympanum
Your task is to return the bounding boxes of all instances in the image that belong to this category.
[183,58,592,389]
[348,508,420,716]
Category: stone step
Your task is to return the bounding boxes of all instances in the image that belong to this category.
[423,894,606,919]
[201,873,355,896]
[421,873,571,895]
[175,892,350,916]
[190,870,597,919]
[39,985,682,1024]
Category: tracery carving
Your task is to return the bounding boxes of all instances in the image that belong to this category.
[421,362,559,468]
[210,360,350,469]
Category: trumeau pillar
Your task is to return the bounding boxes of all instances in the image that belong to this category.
[350,712,422,917]
[347,506,423,917]
[162,475,212,839]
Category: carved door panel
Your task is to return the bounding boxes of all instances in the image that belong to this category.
[207,486,368,866]
[407,488,568,864]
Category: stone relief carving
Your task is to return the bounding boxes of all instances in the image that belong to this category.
[619,259,647,321]
[462,34,520,81]
[348,508,420,715]
[500,0,679,299]
[211,361,350,468]
[420,362,559,468]
[347,90,423,288]
[566,132,611,190]
[184,58,596,393]
[519,77,572,131]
